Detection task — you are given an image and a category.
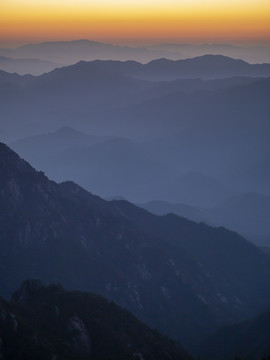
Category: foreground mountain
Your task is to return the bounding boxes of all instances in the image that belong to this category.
[1,142,270,351]
[0,280,190,360]
[199,308,270,360]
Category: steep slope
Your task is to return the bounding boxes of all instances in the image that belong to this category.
[110,199,270,315]
[1,142,270,350]
[0,280,190,360]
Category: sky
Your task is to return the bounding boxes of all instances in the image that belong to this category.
[1,0,270,47]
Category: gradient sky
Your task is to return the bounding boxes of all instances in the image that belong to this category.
[1,0,270,46]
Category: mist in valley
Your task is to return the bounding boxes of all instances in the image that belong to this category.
[1,39,270,360]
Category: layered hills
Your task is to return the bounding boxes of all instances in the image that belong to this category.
[1,40,270,73]
[1,142,270,351]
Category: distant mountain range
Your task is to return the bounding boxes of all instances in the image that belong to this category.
[0,40,180,68]
[139,200,210,224]
[1,54,270,82]
[0,40,270,74]
[149,43,270,64]
[1,56,269,241]
[10,126,112,153]
[9,126,270,241]
[133,55,270,80]
[1,56,270,142]
[1,142,270,351]
[1,57,269,205]
[0,279,190,360]
[0,55,60,75]
[139,192,270,246]
[9,128,168,201]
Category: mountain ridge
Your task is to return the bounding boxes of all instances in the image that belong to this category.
[1,142,270,351]
[0,279,191,360]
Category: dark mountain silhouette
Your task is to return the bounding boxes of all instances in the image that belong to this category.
[0,280,190,360]
[199,307,270,360]
[0,69,33,86]
[1,142,270,350]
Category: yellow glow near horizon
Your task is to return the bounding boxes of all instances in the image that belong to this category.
[1,0,270,45]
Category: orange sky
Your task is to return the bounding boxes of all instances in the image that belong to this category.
[1,0,270,46]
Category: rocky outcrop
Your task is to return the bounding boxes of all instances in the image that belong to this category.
[0,280,190,360]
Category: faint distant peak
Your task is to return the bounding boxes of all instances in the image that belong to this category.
[18,39,104,49]
[106,195,127,201]
[55,126,85,136]
[147,57,174,64]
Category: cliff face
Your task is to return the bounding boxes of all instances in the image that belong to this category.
[1,142,270,350]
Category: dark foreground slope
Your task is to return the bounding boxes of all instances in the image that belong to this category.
[1,142,270,350]
[199,308,270,360]
[0,280,190,360]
